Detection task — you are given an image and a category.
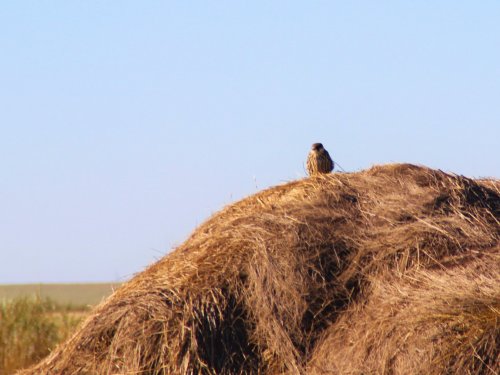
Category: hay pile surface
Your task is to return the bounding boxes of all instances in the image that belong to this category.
[20,164,499,374]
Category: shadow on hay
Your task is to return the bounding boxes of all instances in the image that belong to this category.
[19,163,499,375]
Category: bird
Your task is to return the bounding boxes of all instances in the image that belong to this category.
[306,143,334,176]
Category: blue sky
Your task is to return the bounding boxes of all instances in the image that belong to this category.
[1,2,499,283]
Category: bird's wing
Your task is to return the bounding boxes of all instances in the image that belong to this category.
[324,150,334,171]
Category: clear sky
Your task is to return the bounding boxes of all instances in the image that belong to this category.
[1,2,499,283]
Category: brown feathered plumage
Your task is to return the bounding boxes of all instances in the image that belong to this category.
[306,143,334,176]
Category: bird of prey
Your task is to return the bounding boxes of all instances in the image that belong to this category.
[306,143,334,176]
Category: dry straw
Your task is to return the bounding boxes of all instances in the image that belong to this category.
[19,164,499,375]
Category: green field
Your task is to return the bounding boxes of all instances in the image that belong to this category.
[0,283,122,374]
[0,297,88,374]
[0,283,122,307]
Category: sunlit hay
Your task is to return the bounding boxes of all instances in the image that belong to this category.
[307,252,500,375]
[19,164,499,375]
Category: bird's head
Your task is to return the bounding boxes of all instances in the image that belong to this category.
[311,143,324,151]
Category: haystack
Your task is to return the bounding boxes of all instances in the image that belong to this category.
[19,164,499,375]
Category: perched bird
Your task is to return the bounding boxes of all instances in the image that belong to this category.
[306,143,334,176]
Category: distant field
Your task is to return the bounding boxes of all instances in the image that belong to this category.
[0,283,122,307]
[0,297,90,374]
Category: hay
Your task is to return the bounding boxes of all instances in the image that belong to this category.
[19,164,499,375]
[307,253,499,374]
